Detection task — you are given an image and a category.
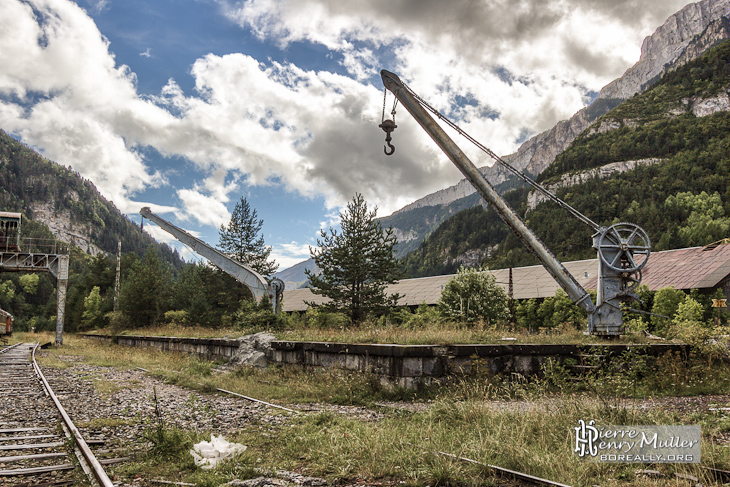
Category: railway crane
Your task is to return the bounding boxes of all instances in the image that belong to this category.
[140,207,284,314]
[380,70,650,336]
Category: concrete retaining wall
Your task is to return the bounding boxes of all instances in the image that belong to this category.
[81,333,241,359]
[82,334,689,389]
[270,341,689,388]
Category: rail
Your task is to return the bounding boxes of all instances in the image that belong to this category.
[0,342,22,355]
[31,343,114,486]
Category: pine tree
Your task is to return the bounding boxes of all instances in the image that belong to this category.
[218,197,278,277]
[306,193,403,323]
[118,246,172,328]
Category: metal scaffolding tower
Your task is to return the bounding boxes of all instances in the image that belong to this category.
[0,240,70,346]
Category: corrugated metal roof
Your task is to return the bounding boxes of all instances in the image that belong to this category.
[585,244,730,291]
[282,245,730,312]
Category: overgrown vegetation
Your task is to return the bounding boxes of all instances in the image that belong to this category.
[25,331,730,487]
[437,266,509,324]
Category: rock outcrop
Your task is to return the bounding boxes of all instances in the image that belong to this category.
[29,201,106,256]
[599,0,730,100]
[526,158,666,212]
[226,332,277,368]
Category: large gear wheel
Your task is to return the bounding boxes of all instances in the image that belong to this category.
[598,223,651,273]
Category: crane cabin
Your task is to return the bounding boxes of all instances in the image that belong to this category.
[0,212,21,252]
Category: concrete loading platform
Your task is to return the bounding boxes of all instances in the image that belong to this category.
[82,334,689,389]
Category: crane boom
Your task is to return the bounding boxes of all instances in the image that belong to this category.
[380,70,596,315]
[140,207,284,313]
[381,69,653,336]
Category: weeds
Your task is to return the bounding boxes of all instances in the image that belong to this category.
[86,319,655,345]
[251,394,727,487]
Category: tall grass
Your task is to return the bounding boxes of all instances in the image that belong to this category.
[83,319,649,345]
[237,392,729,487]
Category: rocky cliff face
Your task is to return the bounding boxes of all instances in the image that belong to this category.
[29,201,106,256]
[600,0,730,100]
[525,158,666,212]
[524,87,730,211]
[389,0,729,217]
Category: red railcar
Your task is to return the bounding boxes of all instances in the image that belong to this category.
[0,308,12,336]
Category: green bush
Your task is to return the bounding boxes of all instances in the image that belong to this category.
[651,286,686,336]
[405,304,442,328]
[536,289,587,330]
[438,267,509,325]
[303,307,350,328]
[234,296,283,330]
[163,310,190,326]
[516,298,540,331]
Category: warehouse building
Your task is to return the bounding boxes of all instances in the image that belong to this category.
[282,243,730,312]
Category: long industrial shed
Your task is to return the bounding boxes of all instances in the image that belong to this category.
[282,243,730,312]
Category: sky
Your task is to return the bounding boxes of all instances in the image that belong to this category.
[0,0,694,270]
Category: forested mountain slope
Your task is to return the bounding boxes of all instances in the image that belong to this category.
[0,129,182,267]
[401,40,730,278]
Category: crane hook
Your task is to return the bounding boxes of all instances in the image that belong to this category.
[379,119,397,156]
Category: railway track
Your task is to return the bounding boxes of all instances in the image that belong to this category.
[0,342,124,486]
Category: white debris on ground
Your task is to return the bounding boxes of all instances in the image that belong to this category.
[224,332,277,368]
[191,434,247,469]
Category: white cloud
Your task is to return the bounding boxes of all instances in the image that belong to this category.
[140,47,151,58]
[84,0,109,14]
[224,0,689,87]
[143,224,178,246]
[270,241,313,270]
[319,209,341,232]
[0,0,165,212]
[176,188,231,228]
[0,0,695,234]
